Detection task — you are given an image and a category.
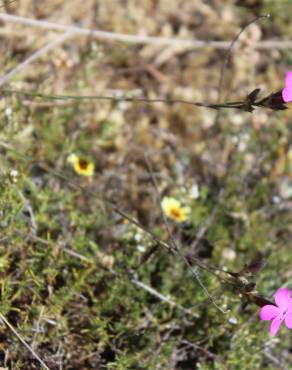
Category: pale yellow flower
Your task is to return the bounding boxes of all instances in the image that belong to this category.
[67,153,94,177]
[161,197,190,223]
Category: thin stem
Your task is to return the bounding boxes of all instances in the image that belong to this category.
[143,154,226,314]
[217,14,270,103]
[0,88,203,107]
[1,88,249,111]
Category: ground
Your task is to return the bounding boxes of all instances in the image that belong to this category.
[0,0,292,369]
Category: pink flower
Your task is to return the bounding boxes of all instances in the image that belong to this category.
[282,71,292,103]
[259,288,292,336]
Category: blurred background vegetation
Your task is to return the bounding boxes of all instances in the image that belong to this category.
[0,0,292,369]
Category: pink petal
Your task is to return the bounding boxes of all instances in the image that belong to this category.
[282,87,292,103]
[284,311,292,329]
[270,316,282,336]
[259,305,280,320]
[275,288,292,309]
[285,71,292,87]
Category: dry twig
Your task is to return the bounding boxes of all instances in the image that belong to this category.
[0,13,291,50]
[0,30,73,87]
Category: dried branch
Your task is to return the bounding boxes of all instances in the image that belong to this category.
[0,30,73,87]
[0,13,291,50]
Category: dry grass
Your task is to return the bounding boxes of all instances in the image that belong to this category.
[0,0,292,369]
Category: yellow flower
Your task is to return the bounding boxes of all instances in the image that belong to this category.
[67,153,94,177]
[161,197,190,223]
